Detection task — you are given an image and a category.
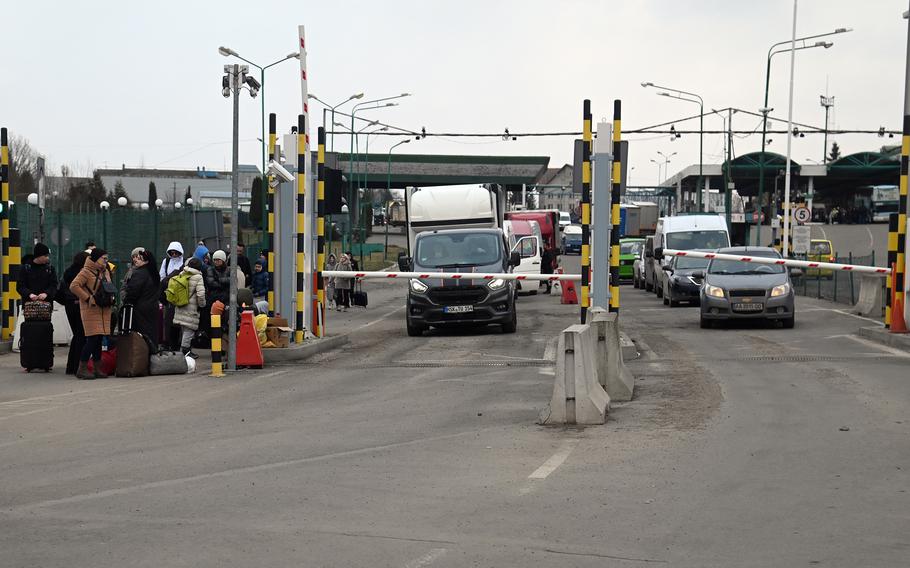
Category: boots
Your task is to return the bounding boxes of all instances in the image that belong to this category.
[75,362,95,380]
[93,360,108,379]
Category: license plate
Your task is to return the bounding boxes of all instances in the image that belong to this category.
[444,305,474,314]
[732,302,764,312]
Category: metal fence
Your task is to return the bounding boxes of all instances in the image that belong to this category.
[791,252,884,311]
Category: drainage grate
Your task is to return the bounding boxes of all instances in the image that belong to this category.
[721,354,909,364]
[379,359,553,368]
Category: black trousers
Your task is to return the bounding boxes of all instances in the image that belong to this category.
[80,335,103,363]
[64,301,85,374]
[337,288,351,308]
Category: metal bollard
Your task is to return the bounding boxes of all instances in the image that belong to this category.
[210,313,224,377]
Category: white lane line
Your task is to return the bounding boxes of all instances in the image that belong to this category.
[9,428,486,512]
[866,226,875,251]
[528,440,579,480]
[841,334,910,357]
[354,306,405,332]
[800,307,885,326]
[818,226,828,240]
[404,548,448,568]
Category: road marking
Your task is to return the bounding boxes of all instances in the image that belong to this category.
[528,439,578,480]
[9,428,488,512]
[840,334,910,357]
[866,226,875,251]
[818,226,828,240]
[403,548,448,568]
[355,306,405,332]
[801,307,885,326]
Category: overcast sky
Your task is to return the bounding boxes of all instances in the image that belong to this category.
[3,0,908,186]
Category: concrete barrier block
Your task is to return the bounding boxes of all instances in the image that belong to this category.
[588,308,634,402]
[854,275,883,317]
[540,323,609,425]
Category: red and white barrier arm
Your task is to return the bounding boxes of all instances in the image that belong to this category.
[322,270,581,282]
[663,249,891,276]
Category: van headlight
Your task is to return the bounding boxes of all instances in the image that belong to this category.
[770,283,790,297]
[487,278,506,290]
[705,284,725,298]
[409,279,428,294]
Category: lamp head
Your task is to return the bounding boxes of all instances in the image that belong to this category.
[100,200,110,210]
[640,82,654,88]
[27,193,38,205]
[154,198,163,207]
[218,46,234,57]
[834,27,852,33]
[286,52,300,60]
[351,93,365,100]
[117,197,128,207]
[175,202,182,209]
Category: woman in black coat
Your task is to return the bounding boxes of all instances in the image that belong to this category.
[59,251,89,375]
[123,250,161,345]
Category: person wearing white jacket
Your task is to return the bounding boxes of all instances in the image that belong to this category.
[159,241,185,349]
[159,241,185,279]
[172,257,207,358]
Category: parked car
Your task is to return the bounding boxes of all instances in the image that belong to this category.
[697,246,798,329]
[660,251,710,306]
[650,214,731,299]
[642,235,658,291]
[619,238,645,282]
[633,236,652,289]
[561,225,582,254]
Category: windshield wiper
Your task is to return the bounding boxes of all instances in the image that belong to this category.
[433,263,480,269]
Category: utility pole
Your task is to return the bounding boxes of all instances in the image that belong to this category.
[820,94,835,163]
[227,63,241,371]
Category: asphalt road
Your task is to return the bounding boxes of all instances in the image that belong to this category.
[754,222,888,262]
[1,260,908,567]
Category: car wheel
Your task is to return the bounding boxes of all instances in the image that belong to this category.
[501,307,518,334]
[700,315,711,329]
[782,315,795,329]
[406,316,425,337]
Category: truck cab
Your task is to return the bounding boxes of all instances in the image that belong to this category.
[400,229,519,336]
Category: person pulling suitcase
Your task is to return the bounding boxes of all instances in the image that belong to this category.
[18,243,58,372]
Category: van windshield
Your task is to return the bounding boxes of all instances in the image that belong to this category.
[416,233,502,268]
[667,230,728,250]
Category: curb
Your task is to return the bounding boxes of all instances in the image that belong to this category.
[620,331,639,360]
[857,326,910,353]
[262,334,350,364]
[0,340,11,355]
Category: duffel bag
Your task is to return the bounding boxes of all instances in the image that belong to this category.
[149,350,189,376]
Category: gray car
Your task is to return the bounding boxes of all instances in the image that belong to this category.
[697,246,797,329]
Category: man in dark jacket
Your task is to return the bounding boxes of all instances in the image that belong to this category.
[236,243,252,288]
[205,249,232,307]
[19,243,58,302]
[540,244,558,294]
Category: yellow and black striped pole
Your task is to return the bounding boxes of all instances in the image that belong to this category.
[8,228,20,333]
[1,127,10,340]
[314,126,326,337]
[886,213,898,328]
[610,100,622,314]
[896,112,908,327]
[580,100,592,323]
[210,313,224,377]
[295,114,306,343]
[267,113,277,316]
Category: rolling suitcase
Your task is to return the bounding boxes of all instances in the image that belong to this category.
[115,306,150,377]
[352,281,368,308]
[19,320,54,372]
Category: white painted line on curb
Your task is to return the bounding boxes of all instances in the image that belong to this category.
[801,307,885,326]
[528,440,579,480]
[403,548,448,568]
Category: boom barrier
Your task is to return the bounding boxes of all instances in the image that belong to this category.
[663,249,891,277]
[322,270,581,282]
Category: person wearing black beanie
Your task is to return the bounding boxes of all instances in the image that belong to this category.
[18,242,58,303]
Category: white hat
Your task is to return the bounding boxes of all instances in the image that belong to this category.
[212,250,227,262]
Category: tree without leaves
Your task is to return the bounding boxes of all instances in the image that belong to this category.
[148,181,158,209]
[8,134,39,199]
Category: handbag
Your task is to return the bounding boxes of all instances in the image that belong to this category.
[92,272,116,308]
[22,300,52,321]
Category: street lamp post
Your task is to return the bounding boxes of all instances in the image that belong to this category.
[642,82,704,212]
[386,139,410,260]
[820,95,835,163]
[308,93,365,152]
[348,94,410,247]
[99,200,110,250]
[755,27,850,246]
[221,62,258,372]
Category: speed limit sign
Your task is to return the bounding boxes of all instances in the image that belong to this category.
[793,206,811,224]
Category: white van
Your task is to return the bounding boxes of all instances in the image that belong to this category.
[648,215,730,298]
[504,219,543,294]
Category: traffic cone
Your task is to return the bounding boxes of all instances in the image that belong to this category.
[236,310,265,367]
[558,268,578,305]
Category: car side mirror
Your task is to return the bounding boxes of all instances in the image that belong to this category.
[398,256,411,272]
[692,270,705,279]
[654,247,664,261]
[509,251,521,267]
[789,267,803,278]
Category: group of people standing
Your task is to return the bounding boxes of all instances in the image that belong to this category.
[17,239,270,380]
[324,252,356,311]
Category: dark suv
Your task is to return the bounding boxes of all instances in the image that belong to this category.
[400,228,520,336]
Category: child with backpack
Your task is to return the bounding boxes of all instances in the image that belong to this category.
[168,257,206,358]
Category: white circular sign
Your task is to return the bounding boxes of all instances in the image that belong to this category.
[793,206,811,224]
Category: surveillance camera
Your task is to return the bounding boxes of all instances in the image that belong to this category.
[268,160,295,183]
[245,76,261,91]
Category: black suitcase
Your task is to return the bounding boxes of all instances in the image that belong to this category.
[19,320,54,372]
[352,281,368,308]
